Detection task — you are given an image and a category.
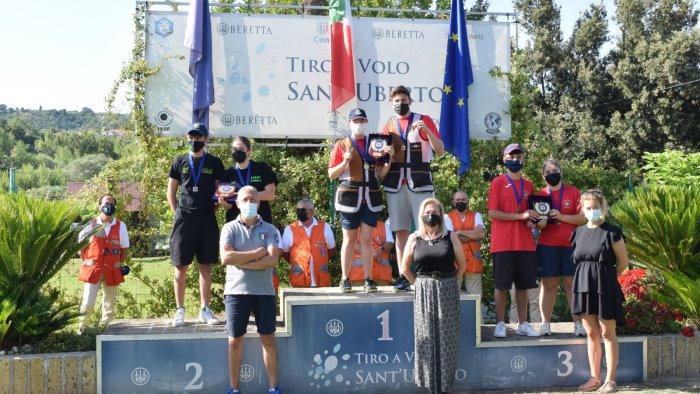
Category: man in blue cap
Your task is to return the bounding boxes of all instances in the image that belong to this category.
[328,108,393,293]
[167,123,225,327]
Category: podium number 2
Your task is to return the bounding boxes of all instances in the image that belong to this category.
[377,310,393,341]
[557,351,573,377]
[185,362,203,390]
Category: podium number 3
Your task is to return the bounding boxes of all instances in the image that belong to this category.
[377,310,393,341]
[557,351,573,377]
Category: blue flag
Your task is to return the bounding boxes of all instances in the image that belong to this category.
[184,0,214,128]
[439,0,474,175]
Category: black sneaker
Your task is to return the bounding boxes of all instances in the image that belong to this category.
[393,275,410,292]
[339,278,352,293]
[364,278,378,293]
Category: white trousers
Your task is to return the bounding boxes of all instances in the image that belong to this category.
[79,277,118,330]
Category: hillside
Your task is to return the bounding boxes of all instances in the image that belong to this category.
[0,104,130,131]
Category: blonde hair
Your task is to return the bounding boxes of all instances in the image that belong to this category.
[416,198,447,238]
[580,189,609,215]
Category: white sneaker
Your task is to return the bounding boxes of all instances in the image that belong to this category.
[493,321,507,338]
[517,322,541,337]
[198,306,221,325]
[540,321,552,336]
[574,321,587,337]
[172,307,185,327]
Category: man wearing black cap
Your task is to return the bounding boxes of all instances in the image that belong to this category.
[167,123,225,327]
[487,143,541,338]
[328,108,393,293]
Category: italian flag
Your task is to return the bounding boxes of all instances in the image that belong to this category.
[329,0,356,111]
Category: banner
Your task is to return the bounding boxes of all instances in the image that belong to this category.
[145,12,511,139]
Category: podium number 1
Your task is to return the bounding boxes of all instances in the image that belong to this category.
[377,310,394,341]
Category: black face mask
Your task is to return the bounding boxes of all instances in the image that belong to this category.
[296,209,309,222]
[544,172,562,187]
[189,140,205,153]
[232,150,247,163]
[454,202,468,212]
[393,103,410,116]
[101,203,116,216]
[421,213,441,227]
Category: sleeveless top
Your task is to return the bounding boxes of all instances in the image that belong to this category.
[413,232,456,274]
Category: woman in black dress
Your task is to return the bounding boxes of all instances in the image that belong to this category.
[401,198,467,394]
[571,190,629,393]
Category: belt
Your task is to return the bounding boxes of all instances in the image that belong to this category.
[416,271,456,279]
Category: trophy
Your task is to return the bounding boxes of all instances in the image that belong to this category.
[528,195,553,223]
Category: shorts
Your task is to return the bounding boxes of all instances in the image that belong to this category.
[170,219,219,266]
[492,251,538,290]
[339,204,378,230]
[386,185,434,232]
[537,245,575,277]
[224,294,277,338]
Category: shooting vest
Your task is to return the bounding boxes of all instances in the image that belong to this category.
[288,220,331,287]
[334,137,382,213]
[78,219,125,286]
[447,210,484,274]
[382,113,434,192]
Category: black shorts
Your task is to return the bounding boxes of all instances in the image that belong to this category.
[170,219,219,265]
[492,251,538,290]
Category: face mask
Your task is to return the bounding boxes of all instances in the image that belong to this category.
[189,140,205,153]
[505,159,523,173]
[232,150,247,163]
[350,122,367,136]
[101,203,116,216]
[544,172,562,186]
[421,212,441,227]
[393,103,410,116]
[239,202,258,219]
[584,209,602,222]
[454,202,468,213]
[296,209,309,222]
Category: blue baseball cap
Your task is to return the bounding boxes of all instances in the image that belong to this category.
[503,143,525,155]
[348,108,368,121]
[188,123,209,137]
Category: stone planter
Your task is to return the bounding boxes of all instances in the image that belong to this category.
[646,334,700,378]
[0,352,95,394]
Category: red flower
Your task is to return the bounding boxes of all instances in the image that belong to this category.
[681,326,694,337]
[627,318,637,328]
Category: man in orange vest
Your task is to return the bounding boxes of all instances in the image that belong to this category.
[349,219,394,285]
[281,198,336,287]
[78,194,129,332]
[445,191,486,296]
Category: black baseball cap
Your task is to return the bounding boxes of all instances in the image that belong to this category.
[348,108,368,121]
[188,123,209,137]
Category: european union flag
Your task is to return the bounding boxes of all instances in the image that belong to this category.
[184,0,214,128]
[439,0,474,175]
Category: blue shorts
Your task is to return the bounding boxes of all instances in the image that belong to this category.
[537,245,575,277]
[339,204,378,230]
[224,294,277,338]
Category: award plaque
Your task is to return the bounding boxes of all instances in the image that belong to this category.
[528,195,553,223]
[213,182,241,201]
[367,133,392,163]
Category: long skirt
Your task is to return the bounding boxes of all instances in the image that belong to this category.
[414,276,460,394]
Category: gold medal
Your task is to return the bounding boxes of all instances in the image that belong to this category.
[364,163,369,170]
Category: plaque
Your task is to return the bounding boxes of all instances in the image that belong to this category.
[367,133,392,163]
[213,182,241,201]
[528,195,554,223]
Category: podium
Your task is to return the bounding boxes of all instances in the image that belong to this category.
[98,288,646,393]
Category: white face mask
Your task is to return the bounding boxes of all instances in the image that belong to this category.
[239,202,258,219]
[350,122,367,136]
[584,209,602,222]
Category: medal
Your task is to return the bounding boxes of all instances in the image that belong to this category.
[401,145,406,151]
[192,186,199,192]
[506,173,525,213]
[350,135,370,171]
[364,163,369,170]
[187,153,206,195]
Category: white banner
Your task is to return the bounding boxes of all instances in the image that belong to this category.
[145,12,511,139]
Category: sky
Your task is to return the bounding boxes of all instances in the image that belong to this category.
[0,0,616,114]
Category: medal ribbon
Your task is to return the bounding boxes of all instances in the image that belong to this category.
[394,113,414,147]
[187,153,206,191]
[547,185,565,212]
[350,135,369,165]
[505,173,524,211]
[235,163,252,186]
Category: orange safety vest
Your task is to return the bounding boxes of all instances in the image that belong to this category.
[350,221,393,284]
[78,219,125,286]
[447,210,483,274]
[288,220,331,287]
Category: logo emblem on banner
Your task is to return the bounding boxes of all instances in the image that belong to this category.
[316,21,329,35]
[155,18,173,37]
[484,112,502,135]
[326,319,344,337]
[510,355,527,373]
[240,364,255,382]
[155,109,173,126]
[131,367,150,385]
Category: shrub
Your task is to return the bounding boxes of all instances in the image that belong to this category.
[617,269,682,335]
